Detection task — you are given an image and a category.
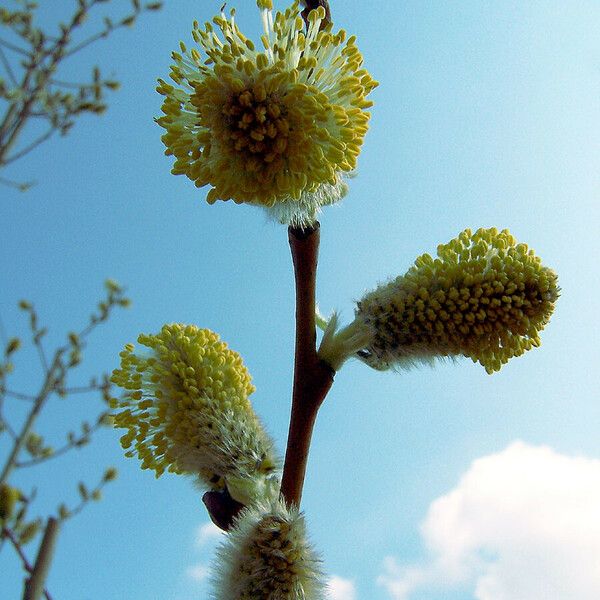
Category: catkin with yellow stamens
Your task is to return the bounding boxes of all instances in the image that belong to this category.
[157,1,377,227]
[111,324,279,505]
[319,228,559,374]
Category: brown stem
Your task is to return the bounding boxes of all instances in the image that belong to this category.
[280,224,334,507]
[23,517,59,600]
[202,224,334,528]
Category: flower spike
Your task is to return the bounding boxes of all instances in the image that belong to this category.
[157,1,377,227]
[319,228,559,374]
[213,495,325,600]
[110,324,280,505]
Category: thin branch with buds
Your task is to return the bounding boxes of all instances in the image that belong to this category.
[3,389,35,401]
[16,418,104,469]
[0,46,17,84]
[1,526,52,600]
[2,128,54,165]
[0,0,163,179]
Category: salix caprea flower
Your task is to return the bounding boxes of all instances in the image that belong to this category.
[110,324,279,505]
[157,0,377,227]
[319,228,559,374]
[213,495,324,600]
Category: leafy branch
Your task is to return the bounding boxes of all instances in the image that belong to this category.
[0,0,163,187]
[0,280,129,599]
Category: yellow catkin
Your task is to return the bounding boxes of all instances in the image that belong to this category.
[355,228,559,373]
[156,1,377,226]
[110,324,278,499]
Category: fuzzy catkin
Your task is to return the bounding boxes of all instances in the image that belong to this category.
[111,324,279,503]
[212,497,324,600]
[157,1,377,227]
[356,227,559,373]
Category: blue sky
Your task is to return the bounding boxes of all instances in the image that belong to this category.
[1,1,599,599]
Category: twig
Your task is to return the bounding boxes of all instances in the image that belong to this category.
[62,476,106,521]
[63,19,133,59]
[0,352,62,488]
[3,128,55,166]
[61,384,102,395]
[49,78,95,89]
[280,224,335,507]
[16,421,101,468]
[0,416,18,440]
[3,526,34,571]
[2,526,53,600]
[23,517,59,600]
[0,37,29,56]
[0,46,17,85]
[0,40,44,165]
[4,389,36,401]
[0,175,34,191]
[201,225,336,527]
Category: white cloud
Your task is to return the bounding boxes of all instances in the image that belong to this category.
[327,575,357,600]
[378,560,428,600]
[186,522,226,584]
[378,441,600,600]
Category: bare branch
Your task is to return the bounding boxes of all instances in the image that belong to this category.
[0,37,29,57]
[0,46,17,85]
[16,421,102,469]
[3,127,54,165]
[2,526,34,571]
[62,30,109,59]
[4,389,35,401]
[0,175,35,191]
[1,526,53,600]
[0,41,44,165]
[0,415,18,440]
[61,384,103,395]
[60,472,114,521]
[48,78,93,89]
[0,351,62,488]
